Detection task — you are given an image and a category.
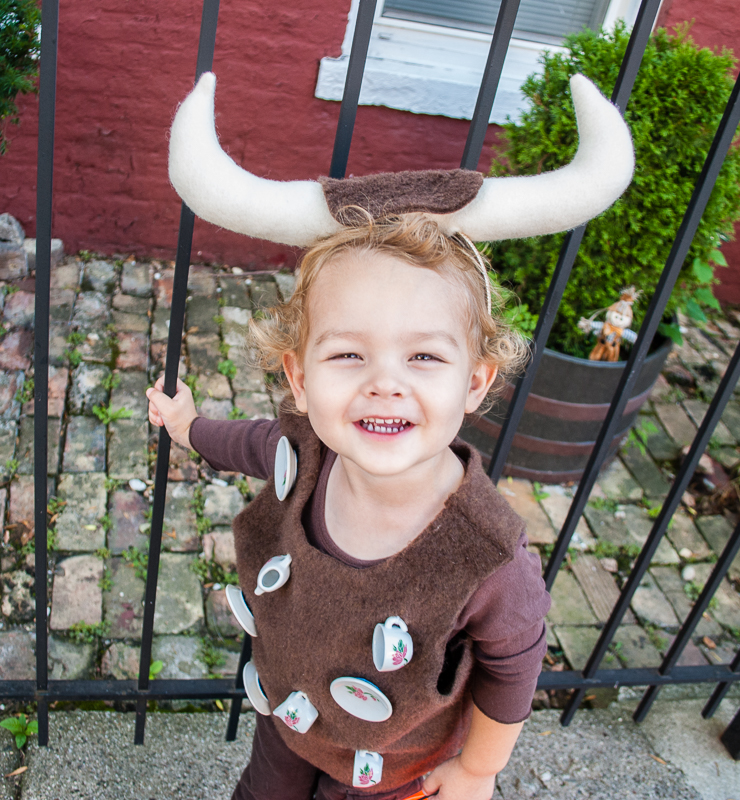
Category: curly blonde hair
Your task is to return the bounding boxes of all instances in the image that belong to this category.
[248,214,529,412]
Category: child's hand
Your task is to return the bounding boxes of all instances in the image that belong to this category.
[146,377,198,450]
[422,755,496,800]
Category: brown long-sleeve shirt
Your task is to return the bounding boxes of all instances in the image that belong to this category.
[190,415,550,724]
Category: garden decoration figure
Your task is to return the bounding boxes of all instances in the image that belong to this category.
[146,70,635,800]
[578,286,640,362]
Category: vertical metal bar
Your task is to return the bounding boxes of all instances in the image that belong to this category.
[720,706,740,760]
[634,515,740,721]
[134,0,220,745]
[557,71,740,726]
[486,0,663,483]
[703,648,740,719]
[329,0,377,179]
[225,633,252,741]
[460,0,521,170]
[34,0,61,747]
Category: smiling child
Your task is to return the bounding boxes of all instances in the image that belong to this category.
[147,69,634,800]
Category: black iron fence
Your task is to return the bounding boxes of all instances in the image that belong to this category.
[1,0,738,760]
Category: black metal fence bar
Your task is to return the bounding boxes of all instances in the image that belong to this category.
[32,0,61,749]
[328,0,377,179]
[575,327,740,704]
[3,658,739,704]
[703,647,740,719]
[460,0,522,171]
[133,0,221,746]
[487,0,663,483]
[633,516,740,723]
[543,68,740,595]
[555,70,740,725]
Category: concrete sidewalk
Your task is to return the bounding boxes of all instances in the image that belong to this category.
[1,698,737,800]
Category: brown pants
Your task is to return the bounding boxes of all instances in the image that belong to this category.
[232,714,425,800]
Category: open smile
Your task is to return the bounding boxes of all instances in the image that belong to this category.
[357,417,413,435]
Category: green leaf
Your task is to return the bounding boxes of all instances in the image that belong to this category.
[14,733,26,749]
[658,322,683,346]
[709,249,728,267]
[0,718,23,735]
[149,660,164,679]
[26,720,38,735]
[692,258,714,283]
[694,287,721,310]
[685,299,707,323]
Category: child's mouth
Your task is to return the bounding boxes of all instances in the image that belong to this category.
[358,417,412,435]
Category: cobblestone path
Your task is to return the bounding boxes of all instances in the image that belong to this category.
[0,253,738,708]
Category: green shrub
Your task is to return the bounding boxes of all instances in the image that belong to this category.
[0,0,40,154]
[485,23,740,357]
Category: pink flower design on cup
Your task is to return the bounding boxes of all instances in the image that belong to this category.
[392,640,408,666]
[358,764,375,785]
[284,709,300,727]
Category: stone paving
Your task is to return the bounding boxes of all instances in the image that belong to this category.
[0,242,738,710]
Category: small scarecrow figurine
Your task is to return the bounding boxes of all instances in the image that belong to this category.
[578,286,640,362]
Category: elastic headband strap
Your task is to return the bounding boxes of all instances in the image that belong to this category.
[458,233,492,312]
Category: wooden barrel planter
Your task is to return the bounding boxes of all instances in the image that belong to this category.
[460,338,672,483]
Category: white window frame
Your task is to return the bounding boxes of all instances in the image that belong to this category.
[315,0,642,124]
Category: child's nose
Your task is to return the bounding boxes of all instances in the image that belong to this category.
[363,363,406,398]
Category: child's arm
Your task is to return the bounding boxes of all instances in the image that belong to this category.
[422,708,524,800]
[146,377,198,449]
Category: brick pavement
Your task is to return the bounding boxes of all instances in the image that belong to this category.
[0,252,738,707]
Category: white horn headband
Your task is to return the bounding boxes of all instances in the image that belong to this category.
[169,72,634,247]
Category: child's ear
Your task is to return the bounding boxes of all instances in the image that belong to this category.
[283,351,308,413]
[465,363,498,414]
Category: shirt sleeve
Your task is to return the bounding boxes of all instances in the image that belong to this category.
[461,532,551,724]
[188,416,283,479]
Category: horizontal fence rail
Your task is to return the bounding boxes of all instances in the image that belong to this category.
[0,0,735,760]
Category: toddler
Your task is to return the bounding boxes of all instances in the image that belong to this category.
[147,215,550,800]
[148,70,633,800]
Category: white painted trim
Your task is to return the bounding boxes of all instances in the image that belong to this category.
[315,0,640,123]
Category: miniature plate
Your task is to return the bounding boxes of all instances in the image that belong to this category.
[225,584,257,636]
[243,660,271,716]
[274,436,298,501]
[330,677,392,722]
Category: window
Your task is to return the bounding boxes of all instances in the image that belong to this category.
[315,0,641,123]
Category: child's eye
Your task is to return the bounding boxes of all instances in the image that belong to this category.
[332,353,361,360]
[411,353,437,362]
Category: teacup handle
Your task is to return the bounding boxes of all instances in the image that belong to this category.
[384,616,407,632]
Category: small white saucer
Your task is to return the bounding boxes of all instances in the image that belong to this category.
[274,436,297,501]
[330,677,392,722]
[243,660,271,716]
[225,584,257,637]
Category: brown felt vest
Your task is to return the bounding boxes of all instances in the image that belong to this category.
[232,411,523,789]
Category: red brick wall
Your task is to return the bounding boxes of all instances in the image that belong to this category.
[657,0,740,304]
[0,0,500,269]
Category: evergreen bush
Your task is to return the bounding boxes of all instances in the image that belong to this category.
[485,23,740,358]
[0,0,40,154]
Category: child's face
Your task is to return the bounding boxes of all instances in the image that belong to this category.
[283,250,496,479]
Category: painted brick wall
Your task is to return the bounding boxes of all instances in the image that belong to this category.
[0,0,500,268]
[657,0,740,303]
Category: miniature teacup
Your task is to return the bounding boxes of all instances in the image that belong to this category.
[273,691,319,734]
[372,616,413,672]
[242,660,270,716]
[353,750,383,787]
[254,554,292,596]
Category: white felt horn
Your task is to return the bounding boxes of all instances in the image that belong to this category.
[432,74,635,241]
[168,72,342,247]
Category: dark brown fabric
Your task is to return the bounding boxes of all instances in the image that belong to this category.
[189,415,549,725]
[231,409,523,789]
[231,715,424,800]
[319,170,484,225]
